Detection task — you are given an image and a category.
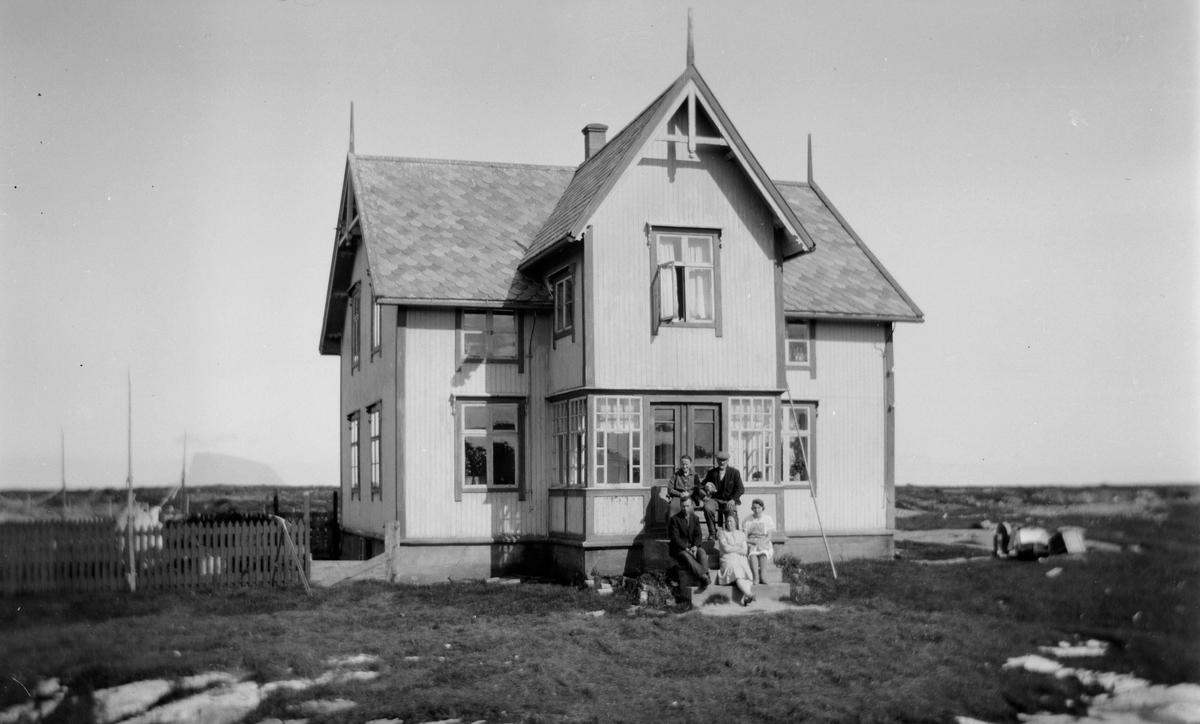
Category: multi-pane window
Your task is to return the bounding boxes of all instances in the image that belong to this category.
[730,397,774,482]
[655,231,716,324]
[349,284,361,370]
[594,396,642,484]
[368,405,381,500]
[786,321,813,366]
[462,311,519,361]
[348,412,360,500]
[371,298,382,357]
[552,398,587,487]
[552,268,574,338]
[460,401,519,488]
[783,403,814,484]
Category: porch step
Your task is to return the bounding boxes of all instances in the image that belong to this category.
[682,581,792,606]
[642,538,785,584]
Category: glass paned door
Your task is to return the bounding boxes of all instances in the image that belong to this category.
[651,404,721,486]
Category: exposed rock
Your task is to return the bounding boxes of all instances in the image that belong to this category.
[93,679,173,724]
[122,682,262,724]
[292,699,357,716]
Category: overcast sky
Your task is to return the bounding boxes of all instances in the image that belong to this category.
[1,0,1196,490]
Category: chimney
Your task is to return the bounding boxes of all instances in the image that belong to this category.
[582,123,608,161]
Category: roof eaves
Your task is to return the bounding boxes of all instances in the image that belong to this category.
[376,296,552,309]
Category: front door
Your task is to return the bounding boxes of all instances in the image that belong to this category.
[652,404,721,487]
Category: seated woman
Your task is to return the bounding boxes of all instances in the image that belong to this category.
[715,514,755,605]
[742,498,776,585]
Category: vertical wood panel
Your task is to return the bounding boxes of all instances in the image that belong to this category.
[786,323,888,532]
[587,145,778,390]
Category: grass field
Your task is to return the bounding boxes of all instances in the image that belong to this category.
[1,485,1196,724]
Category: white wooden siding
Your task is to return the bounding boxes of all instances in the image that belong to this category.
[592,496,646,536]
[586,144,779,390]
[547,249,585,395]
[340,247,398,538]
[402,308,550,539]
[786,322,888,531]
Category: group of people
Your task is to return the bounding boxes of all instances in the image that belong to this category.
[666,452,776,606]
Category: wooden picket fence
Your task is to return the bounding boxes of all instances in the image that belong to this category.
[0,518,310,595]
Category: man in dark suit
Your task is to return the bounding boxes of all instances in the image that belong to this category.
[668,497,710,590]
[701,451,744,529]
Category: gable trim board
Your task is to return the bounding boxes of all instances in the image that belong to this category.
[519,66,814,273]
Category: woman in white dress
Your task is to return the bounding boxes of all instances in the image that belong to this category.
[742,498,775,585]
[715,514,755,605]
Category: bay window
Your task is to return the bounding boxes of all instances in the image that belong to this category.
[730,397,774,482]
[552,398,587,487]
[594,396,642,484]
[783,403,814,485]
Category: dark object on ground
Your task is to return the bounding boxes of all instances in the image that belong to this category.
[994,523,1086,560]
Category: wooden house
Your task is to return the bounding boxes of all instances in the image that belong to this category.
[318,50,923,583]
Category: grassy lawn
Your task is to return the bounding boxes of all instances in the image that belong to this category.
[2,487,1197,724]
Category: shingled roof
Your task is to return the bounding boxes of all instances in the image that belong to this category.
[777,181,923,321]
[349,155,574,305]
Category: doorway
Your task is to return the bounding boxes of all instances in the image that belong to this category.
[652,403,721,486]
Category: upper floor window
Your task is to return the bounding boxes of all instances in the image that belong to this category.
[348,412,361,500]
[655,230,716,325]
[787,321,813,367]
[368,404,381,500]
[461,310,519,363]
[459,400,520,490]
[349,284,361,371]
[371,297,382,358]
[551,267,574,340]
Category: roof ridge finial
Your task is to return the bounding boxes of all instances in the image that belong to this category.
[687,8,694,68]
[349,102,355,154]
[807,133,813,184]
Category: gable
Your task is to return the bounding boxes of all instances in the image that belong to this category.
[520,66,814,271]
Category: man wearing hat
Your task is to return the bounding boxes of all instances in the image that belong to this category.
[701,451,744,529]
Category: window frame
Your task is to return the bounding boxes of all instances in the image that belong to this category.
[786,319,815,372]
[348,411,361,501]
[729,397,776,483]
[455,397,526,501]
[368,403,382,501]
[782,401,816,489]
[457,309,524,370]
[349,283,361,372]
[550,265,575,342]
[592,395,643,486]
[649,227,723,336]
[551,397,587,487]
[370,294,382,359]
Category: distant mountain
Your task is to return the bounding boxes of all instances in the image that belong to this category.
[188,452,287,488]
[0,453,336,491]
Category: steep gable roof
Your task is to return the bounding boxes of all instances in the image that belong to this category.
[318,156,574,354]
[777,180,923,322]
[519,64,814,271]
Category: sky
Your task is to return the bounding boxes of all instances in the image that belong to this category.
[1,0,1196,490]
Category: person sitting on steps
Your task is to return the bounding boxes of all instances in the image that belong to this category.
[668,497,711,592]
[716,513,755,606]
[742,498,776,585]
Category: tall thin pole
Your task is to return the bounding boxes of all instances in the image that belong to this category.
[181,430,189,516]
[60,428,67,518]
[785,388,837,579]
[125,371,136,592]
